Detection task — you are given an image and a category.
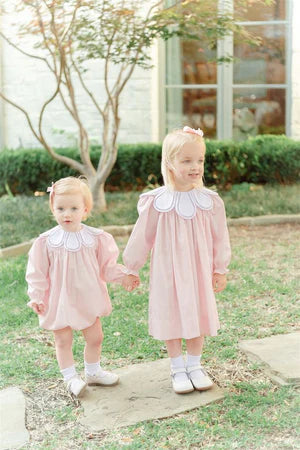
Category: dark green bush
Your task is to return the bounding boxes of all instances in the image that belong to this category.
[0,135,299,195]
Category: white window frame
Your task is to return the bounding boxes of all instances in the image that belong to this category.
[162,0,292,140]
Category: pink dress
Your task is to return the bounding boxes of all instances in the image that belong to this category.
[123,187,231,340]
[26,224,128,331]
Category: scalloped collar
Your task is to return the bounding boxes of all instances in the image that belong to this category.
[41,224,103,252]
[141,186,217,219]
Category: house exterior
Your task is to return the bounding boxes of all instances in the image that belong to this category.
[0,0,299,150]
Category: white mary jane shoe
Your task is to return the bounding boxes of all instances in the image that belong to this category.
[171,367,194,394]
[187,365,213,391]
[85,369,119,386]
[66,375,87,397]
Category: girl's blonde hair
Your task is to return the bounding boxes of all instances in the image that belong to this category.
[161,129,206,189]
[48,176,93,219]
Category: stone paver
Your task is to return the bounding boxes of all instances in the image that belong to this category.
[239,332,300,385]
[0,387,29,450]
[80,358,224,431]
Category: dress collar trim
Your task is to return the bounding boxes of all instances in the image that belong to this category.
[41,224,103,252]
[141,186,217,219]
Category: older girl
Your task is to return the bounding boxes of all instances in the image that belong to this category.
[123,127,231,394]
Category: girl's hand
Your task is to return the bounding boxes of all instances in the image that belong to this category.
[212,273,227,293]
[31,302,46,315]
[122,274,140,292]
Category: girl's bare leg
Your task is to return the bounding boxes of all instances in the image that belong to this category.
[82,318,119,386]
[186,336,205,355]
[53,327,74,369]
[82,318,103,363]
[165,338,182,358]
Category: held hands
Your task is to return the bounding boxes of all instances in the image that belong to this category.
[30,302,46,315]
[121,274,140,292]
[212,273,227,293]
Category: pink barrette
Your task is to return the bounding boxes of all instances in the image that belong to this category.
[183,126,204,137]
[47,182,54,194]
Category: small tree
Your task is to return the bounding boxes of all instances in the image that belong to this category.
[0,0,263,210]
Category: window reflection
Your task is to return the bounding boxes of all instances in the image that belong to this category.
[182,41,217,85]
[166,88,217,138]
[233,89,285,139]
[234,25,286,84]
[235,0,285,21]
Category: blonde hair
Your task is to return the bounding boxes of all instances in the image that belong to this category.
[48,176,93,219]
[161,129,206,189]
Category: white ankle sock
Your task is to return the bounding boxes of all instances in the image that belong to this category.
[84,361,101,376]
[186,354,202,368]
[170,355,188,382]
[186,354,205,378]
[61,365,77,381]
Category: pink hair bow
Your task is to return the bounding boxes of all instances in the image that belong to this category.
[47,182,54,194]
[183,126,204,137]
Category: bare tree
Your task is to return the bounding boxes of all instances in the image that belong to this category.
[0,0,262,210]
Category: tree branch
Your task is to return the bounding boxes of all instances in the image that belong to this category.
[0,91,85,173]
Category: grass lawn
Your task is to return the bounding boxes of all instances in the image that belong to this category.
[0,183,299,248]
[0,223,299,449]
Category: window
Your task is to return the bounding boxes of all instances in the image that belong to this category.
[164,0,291,140]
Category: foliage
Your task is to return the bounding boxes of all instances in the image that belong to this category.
[0,0,264,210]
[1,184,299,248]
[1,135,299,196]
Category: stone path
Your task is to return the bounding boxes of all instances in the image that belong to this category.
[80,358,224,431]
[1,332,299,448]
[239,332,300,386]
[0,387,29,450]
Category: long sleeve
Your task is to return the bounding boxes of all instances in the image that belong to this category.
[26,237,50,307]
[98,232,130,283]
[210,195,231,274]
[123,195,159,273]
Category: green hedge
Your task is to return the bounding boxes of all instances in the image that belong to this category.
[0,135,299,195]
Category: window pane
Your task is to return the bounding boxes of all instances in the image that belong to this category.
[235,0,286,21]
[166,39,217,85]
[233,88,285,139]
[234,25,286,84]
[166,88,217,138]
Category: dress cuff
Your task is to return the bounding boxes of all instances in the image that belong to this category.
[213,268,229,274]
[122,267,139,277]
[27,300,44,308]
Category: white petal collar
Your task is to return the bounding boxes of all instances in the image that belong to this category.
[41,224,103,252]
[141,186,217,219]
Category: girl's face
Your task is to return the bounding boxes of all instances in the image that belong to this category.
[52,193,87,232]
[170,141,205,191]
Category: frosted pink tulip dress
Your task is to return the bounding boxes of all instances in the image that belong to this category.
[26,224,128,331]
[123,187,231,340]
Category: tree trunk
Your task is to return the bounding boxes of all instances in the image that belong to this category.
[91,181,107,212]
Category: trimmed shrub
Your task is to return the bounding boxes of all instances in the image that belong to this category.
[0,135,299,195]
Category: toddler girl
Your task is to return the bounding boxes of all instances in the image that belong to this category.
[123,127,231,394]
[26,177,139,397]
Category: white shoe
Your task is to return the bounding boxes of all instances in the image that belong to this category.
[187,365,213,391]
[66,375,87,397]
[171,367,194,394]
[85,369,119,386]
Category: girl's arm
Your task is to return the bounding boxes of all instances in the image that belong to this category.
[210,195,231,275]
[98,232,137,283]
[26,238,50,313]
[123,195,159,274]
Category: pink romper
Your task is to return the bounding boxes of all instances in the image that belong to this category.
[26,224,128,331]
[123,187,231,340]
